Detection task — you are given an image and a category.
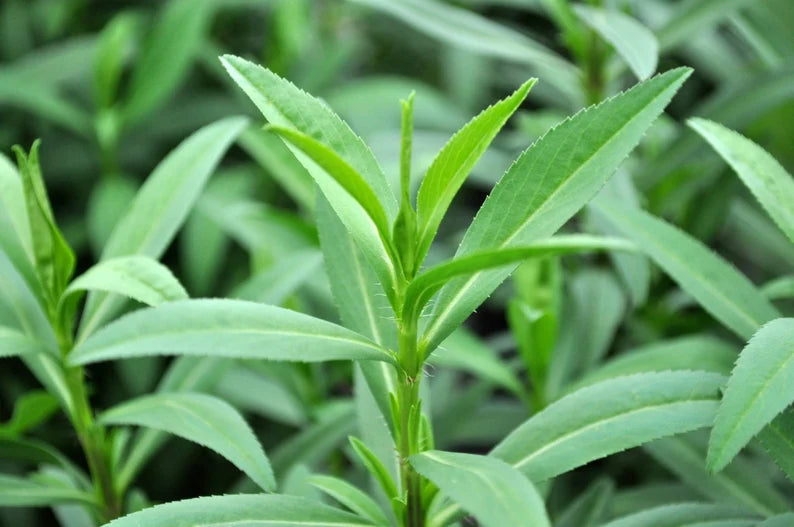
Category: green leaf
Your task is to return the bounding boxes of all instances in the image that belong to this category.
[656,0,756,51]
[93,12,136,109]
[406,235,635,325]
[574,5,658,80]
[99,391,275,491]
[0,152,34,272]
[121,0,214,124]
[267,125,393,244]
[762,276,794,301]
[0,473,94,507]
[569,335,736,393]
[708,318,794,471]
[599,503,759,527]
[309,474,391,526]
[0,326,49,359]
[347,0,581,106]
[431,328,523,396]
[420,68,691,354]
[13,140,75,306]
[78,116,247,339]
[592,200,779,340]
[757,408,794,483]
[414,79,535,266]
[555,478,613,527]
[63,256,187,311]
[86,176,139,256]
[490,371,723,481]
[758,513,794,527]
[411,450,550,527]
[233,249,322,305]
[349,436,399,501]
[644,434,789,516]
[102,494,378,526]
[69,299,395,366]
[221,55,399,302]
[0,390,58,436]
[689,118,794,245]
[316,196,398,426]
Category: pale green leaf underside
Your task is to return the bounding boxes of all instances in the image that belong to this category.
[709,318,794,471]
[100,392,275,491]
[574,5,659,80]
[0,474,94,507]
[102,494,378,526]
[415,78,535,265]
[421,68,691,354]
[68,299,394,366]
[490,371,723,481]
[592,200,779,340]
[689,118,794,245]
[0,326,50,358]
[64,255,188,309]
[411,450,550,527]
[79,116,248,339]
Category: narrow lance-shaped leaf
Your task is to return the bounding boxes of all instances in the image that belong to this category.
[99,392,275,491]
[708,318,794,472]
[309,474,391,526]
[78,116,247,339]
[61,256,188,315]
[13,141,75,305]
[414,79,535,266]
[574,5,659,80]
[267,125,393,244]
[222,56,400,304]
[758,408,794,484]
[405,235,635,326]
[102,494,378,527]
[598,503,760,527]
[689,118,794,245]
[0,473,95,507]
[69,299,395,366]
[490,371,724,481]
[411,451,550,527]
[0,326,49,359]
[592,199,780,340]
[420,68,691,355]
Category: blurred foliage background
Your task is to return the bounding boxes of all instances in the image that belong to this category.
[2,0,794,525]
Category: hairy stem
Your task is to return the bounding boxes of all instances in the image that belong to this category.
[396,316,424,527]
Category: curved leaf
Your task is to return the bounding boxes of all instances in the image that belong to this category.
[69,299,395,366]
[411,450,550,527]
[592,200,779,340]
[0,473,94,507]
[709,318,794,471]
[309,475,390,526]
[415,79,535,265]
[79,116,248,339]
[420,68,691,355]
[574,6,658,80]
[100,392,275,491]
[63,256,187,309]
[490,371,723,481]
[102,494,378,526]
[689,118,794,245]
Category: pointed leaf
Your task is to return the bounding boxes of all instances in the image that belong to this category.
[102,494,378,526]
[599,503,759,527]
[574,6,658,80]
[78,116,247,338]
[420,68,691,354]
[0,326,49,359]
[63,256,188,309]
[309,474,390,526]
[415,79,535,264]
[69,299,395,366]
[0,473,94,507]
[592,200,779,340]
[100,392,275,491]
[222,55,399,300]
[709,318,794,471]
[758,408,794,483]
[689,118,794,245]
[490,371,723,481]
[411,450,550,527]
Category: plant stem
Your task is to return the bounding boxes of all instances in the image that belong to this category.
[396,315,424,527]
[57,324,121,522]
